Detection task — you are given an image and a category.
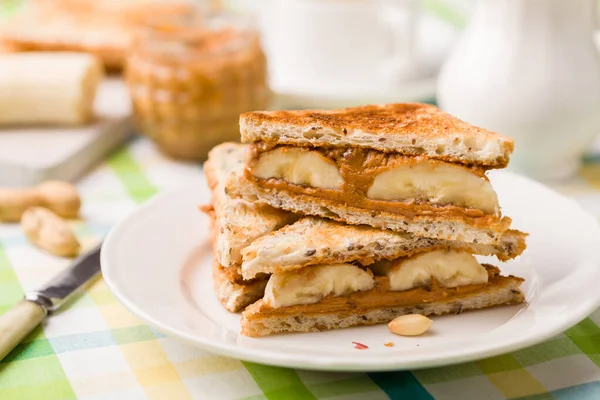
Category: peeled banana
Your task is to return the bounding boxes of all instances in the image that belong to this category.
[0,52,104,125]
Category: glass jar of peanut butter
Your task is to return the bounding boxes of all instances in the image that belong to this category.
[126,11,269,161]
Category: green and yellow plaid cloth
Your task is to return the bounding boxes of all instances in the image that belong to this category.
[1,138,600,400]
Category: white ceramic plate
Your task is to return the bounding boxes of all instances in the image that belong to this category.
[101,171,600,371]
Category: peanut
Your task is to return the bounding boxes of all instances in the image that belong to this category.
[36,181,81,218]
[0,181,80,222]
[21,207,80,257]
[388,314,432,336]
[0,190,41,222]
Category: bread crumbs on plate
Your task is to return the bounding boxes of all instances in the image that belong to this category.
[384,342,394,347]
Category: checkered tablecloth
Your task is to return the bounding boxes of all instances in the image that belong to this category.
[0,137,599,400]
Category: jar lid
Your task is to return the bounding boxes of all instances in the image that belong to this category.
[134,9,258,59]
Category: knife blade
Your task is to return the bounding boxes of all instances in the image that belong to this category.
[0,243,102,361]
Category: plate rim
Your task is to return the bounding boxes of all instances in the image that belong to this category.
[101,171,600,371]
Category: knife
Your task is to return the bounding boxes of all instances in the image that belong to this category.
[0,243,102,361]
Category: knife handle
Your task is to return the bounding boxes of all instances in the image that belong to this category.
[0,300,46,361]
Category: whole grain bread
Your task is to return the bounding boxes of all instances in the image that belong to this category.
[203,142,297,268]
[241,217,527,279]
[240,104,514,168]
[241,267,524,337]
[227,174,512,245]
[212,260,268,313]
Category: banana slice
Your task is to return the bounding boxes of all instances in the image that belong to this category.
[0,52,104,125]
[371,250,489,291]
[264,264,374,308]
[252,147,344,190]
[367,161,499,213]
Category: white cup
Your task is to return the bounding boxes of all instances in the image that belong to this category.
[260,0,418,94]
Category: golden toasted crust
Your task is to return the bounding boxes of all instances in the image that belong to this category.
[241,265,525,336]
[240,103,514,168]
[243,104,479,139]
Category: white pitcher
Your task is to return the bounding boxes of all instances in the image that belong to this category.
[437,0,600,180]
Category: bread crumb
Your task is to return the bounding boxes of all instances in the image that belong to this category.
[384,342,394,347]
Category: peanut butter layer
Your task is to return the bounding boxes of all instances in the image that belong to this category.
[247,144,502,223]
[252,142,488,177]
[243,265,523,318]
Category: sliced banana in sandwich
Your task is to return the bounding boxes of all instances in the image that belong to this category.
[263,264,374,308]
[368,161,499,214]
[370,250,489,291]
[252,147,344,190]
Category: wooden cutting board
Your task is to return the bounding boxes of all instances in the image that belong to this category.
[0,78,134,187]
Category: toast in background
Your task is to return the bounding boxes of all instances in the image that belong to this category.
[0,1,191,69]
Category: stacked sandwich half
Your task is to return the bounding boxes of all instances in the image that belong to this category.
[202,142,296,312]
[203,103,527,337]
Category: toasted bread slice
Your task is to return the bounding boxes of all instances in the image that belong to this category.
[206,212,268,312]
[203,142,297,268]
[241,265,524,337]
[240,103,513,168]
[213,260,268,313]
[1,1,191,69]
[227,173,512,245]
[241,217,527,279]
